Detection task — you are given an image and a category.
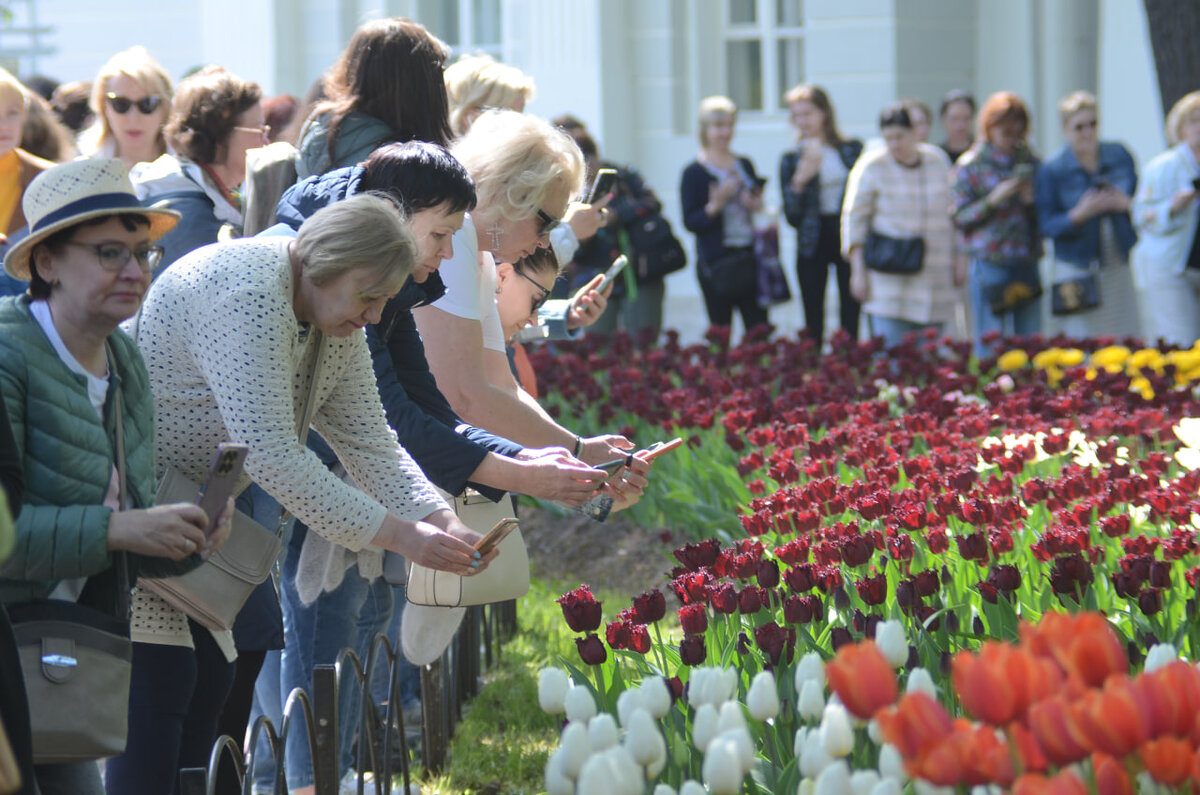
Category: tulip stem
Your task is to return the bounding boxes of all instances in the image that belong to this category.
[593,663,607,713]
[652,621,669,674]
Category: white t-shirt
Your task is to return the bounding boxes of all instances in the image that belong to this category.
[431,214,507,352]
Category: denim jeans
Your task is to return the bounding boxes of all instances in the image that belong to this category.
[968,258,1043,358]
[278,523,392,787]
[866,315,943,350]
[367,586,422,710]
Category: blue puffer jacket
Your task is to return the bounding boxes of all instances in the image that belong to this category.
[0,296,199,614]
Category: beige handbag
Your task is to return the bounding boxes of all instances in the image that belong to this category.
[140,333,326,631]
[405,490,530,607]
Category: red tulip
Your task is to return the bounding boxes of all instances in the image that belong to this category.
[679,634,706,666]
[631,588,666,623]
[678,603,707,635]
[1138,736,1194,786]
[558,585,602,632]
[826,641,899,719]
[875,692,953,759]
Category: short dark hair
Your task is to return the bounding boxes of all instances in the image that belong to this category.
[940,89,976,119]
[879,103,913,131]
[166,66,262,165]
[29,214,151,299]
[360,141,477,215]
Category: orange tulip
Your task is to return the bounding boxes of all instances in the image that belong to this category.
[1139,736,1195,786]
[1020,612,1127,688]
[1012,770,1088,795]
[825,640,898,719]
[1091,753,1133,795]
[952,642,1059,725]
[1137,661,1200,739]
[1028,695,1091,766]
[1009,722,1049,773]
[1071,677,1150,758]
[875,692,954,760]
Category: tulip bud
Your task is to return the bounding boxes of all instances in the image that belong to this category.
[641,676,671,719]
[692,703,719,751]
[616,687,646,728]
[795,651,826,691]
[850,770,881,795]
[874,620,908,668]
[794,726,809,758]
[717,667,739,703]
[867,718,881,745]
[878,743,906,783]
[565,686,597,724]
[905,667,937,699]
[814,760,850,795]
[870,779,902,795]
[623,708,664,767]
[559,722,591,779]
[798,779,815,795]
[544,749,574,795]
[746,671,779,721]
[576,753,609,795]
[1144,642,1178,672]
[679,780,707,795]
[646,746,667,779]
[711,727,755,774]
[717,700,748,735]
[702,737,744,795]
[587,713,618,751]
[538,667,571,714]
[800,727,833,778]
[603,746,642,795]
[819,703,854,757]
[798,678,825,721]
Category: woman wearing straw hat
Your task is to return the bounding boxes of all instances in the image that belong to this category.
[0,158,233,795]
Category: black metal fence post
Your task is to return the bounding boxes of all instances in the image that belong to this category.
[312,665,339,795]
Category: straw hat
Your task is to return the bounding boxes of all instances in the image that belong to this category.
[4,158,180,281]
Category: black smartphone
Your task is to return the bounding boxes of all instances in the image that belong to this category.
[586,168,619,203]
[595,456,630,485]
[475,518,520,556]
[1192,177,1200,193]
[196,443,248,536]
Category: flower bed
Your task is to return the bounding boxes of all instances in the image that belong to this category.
[528,330,1200,793]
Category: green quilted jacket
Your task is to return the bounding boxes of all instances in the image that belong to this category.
[0,295,198,615]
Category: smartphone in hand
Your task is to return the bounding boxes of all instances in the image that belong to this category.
[640,437,684,460]
[596,255,629,292]
[197,443,248,536]
[587,168,619,204]
[474,518,520,556]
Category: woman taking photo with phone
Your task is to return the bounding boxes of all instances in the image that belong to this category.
[680,95,769,335]
[78,47,172,171]
[0,158,232,795]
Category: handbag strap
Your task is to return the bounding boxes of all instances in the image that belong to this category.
[107,344,132,621]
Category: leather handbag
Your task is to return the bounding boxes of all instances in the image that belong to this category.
[703,247,759,297]
[1050,261,1100,316]
[865,232,925,274]
[984,275,1044,316]
[406,490,530,607]
[140,333,326,631]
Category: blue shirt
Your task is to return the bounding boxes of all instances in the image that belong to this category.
[1036,141,1137,266]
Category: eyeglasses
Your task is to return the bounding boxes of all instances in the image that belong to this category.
[512,266,551,315]
[535,208,560,237]
[63,241,164,273]
[105,93,163,115]
[1070,119,1098,133]
[232,125,271,139]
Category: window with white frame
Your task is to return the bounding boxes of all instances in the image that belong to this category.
[724,0,804,113]
[416,0,502,59]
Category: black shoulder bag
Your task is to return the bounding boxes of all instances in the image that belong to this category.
[865,160,926,275]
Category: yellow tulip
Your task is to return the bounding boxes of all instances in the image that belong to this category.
[996,350,1029,371]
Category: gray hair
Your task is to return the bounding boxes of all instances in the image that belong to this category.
[294,192,416,292]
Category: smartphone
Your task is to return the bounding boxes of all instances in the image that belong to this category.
[1014,163,1035,180]
[595,456,630,485]
[596,255,629,292]
[475,518,520,556]
[196,443,248,536]
[586,168,619,204]
[640,437,684,460]
[1192,177,1200,193]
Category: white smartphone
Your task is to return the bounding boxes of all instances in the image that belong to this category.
[596,255,629,292]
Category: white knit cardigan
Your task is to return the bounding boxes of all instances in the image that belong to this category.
[128,236,448,658]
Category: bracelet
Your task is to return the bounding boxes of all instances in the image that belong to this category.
[573,436,584,457]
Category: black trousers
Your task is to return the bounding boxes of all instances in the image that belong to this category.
[699,247,769,331]
[795,214,860,343]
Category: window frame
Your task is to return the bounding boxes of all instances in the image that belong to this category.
[720,0,804,118]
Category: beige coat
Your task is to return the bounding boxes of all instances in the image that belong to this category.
[842,143,958,324]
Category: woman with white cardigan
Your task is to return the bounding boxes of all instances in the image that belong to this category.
[843,103,962,347]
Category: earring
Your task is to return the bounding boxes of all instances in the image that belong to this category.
[487,225,502,250]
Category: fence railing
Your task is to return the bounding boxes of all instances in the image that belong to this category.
[178,600,518,794]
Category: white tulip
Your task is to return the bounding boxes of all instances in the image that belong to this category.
[544,749,574,795]
[692,703,719,751]
[564,686,597,723]
[603,746,643,795]
[850,770,881,795]
[814,759,850,795]
[874,621,909,668]
[576,753,609,795]
[1144,643,1179,673]
[702,736,744,795]
[587,713,619,751]
[1136,772,1171,795]
[819,703,854,758]
[878,743,906,783]
[797,778,815,795]
[717,667,738,702]
[679,781,707,795]
[798,678,825,721]
[559,722,591,779]
[905,667,937,699]
[652,785,677,795]
[641,676,672,719]
[646,746,667,779]
[747,670,780,721]
[867,719,882,745]
[624,708,665,767]
[870,779,902,795]
[800,728,833,778]
[616,687,646,727]
[538,667,571,714]
[711,727,755,775]
[795,652,826,691]
[718,700,748,735]
[688,668,714,706]
[793,726,809,758]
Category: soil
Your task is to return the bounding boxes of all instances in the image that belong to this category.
[517,503,678,597]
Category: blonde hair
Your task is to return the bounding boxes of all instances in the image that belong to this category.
[1058,90,1097,127]
[79,46,172,157]
[697,95,737,147]
[1166,91,1200,146]
[296,192,416,292]
[445,54,536,136]
[0,67,28,110]
[451,109,584,222]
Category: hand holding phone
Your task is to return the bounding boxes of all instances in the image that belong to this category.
[196,443,248,536]
[597,255,629,293]
[639,437,684,460]
[474,518,520,556]
[586,168,619,204]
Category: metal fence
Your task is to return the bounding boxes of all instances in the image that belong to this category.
[178,600,517,795]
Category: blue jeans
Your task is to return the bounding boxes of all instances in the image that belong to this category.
[968,258,1043,358]
[867,315,943,349]
[278,523,393,787]
[367,586,422,710]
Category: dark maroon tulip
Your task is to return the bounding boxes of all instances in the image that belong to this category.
[895,578,916,609]
[628,623,651,654]
[667,676,684,702]
[679,635,706,666]
[673,539,721,571]
[829,626,853,651]
[710,583,738,614]
[558,585,602,632]
[632,589,666,624]
[670,571,712,605]
[576,633,607,665]
[977,581,999,604]
[855,573,887,606]
[841,535,873,568]
[738,586,765,614]
[678,603,708,635]
[754,621,786,666]
[783,595,811,624]
[756,558,780,589]
[606,620,631,650]
[784,563,817,593]
[914,569,940,597]
[955,531,989,562]
[1149,560,1171,589]
[1138,587,1162,616]
[987,564,1021,594]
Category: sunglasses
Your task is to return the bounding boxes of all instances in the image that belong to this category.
[512,266,551,315]
[535,208,561,236]
[64,241,164,273]
[106,93,163,115]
